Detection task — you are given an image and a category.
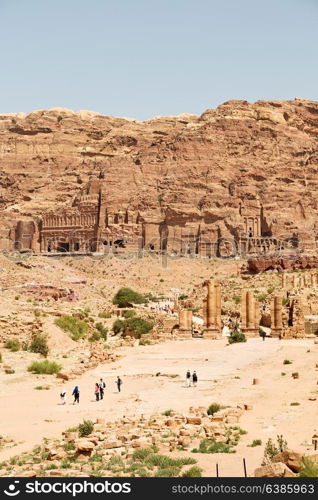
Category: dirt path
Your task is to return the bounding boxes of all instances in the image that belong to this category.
[1,337,317,476]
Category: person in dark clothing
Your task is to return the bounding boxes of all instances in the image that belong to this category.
[116,376,123,392]
[192,371,198,387]
[186,370,191,387]
[99,378,106,400]
[260,329,266,341]
[72,385,80,404]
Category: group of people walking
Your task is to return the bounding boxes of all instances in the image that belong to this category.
[185,370,198,387]
[94,378,106,401]
[59,377,123,405]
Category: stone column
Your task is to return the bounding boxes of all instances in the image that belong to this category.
[241,290,259,337]
[178,310,192,338]
[204,280,221,339]
[270,295,283,337]
[203,298,207,326]
[281,273,286,289]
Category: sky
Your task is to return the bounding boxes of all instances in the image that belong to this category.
[0,0,317,120]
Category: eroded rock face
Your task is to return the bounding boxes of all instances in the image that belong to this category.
[248,255,318,273]
[0,99,318,249]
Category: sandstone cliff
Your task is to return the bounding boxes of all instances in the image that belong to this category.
[0,99,317,245]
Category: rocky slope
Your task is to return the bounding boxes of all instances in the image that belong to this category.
[0,99,318,243]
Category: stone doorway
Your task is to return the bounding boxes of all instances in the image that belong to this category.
[57,241,70,252]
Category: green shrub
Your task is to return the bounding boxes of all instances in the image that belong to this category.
[29,334,49,357]
[95,322,108,339]
[113,317,153,337]
[233,295,241,305]
[89,331,101,342]
[34,385,50,390]
[63,442,75,452]
[248,439,262,447]
[155,467,181,477]
[290,402,300,406]
[282,297,288,306]
[124,317,153,337]
[78,419,94,437]
[192,439,235,454]
[98,311,112,318]
[264,435,288,460]
[207,403,222,415]
[179,294,188,300]
[123,310,136,319]
[283,359,292,365]
[182,466,203,477]
[55,315,89,341]
[5,368,15,374]
[89,453,103,462]
[267,287,275,294]
[0,352,2,363]
[112,287,146,307]
[139,338,151,346]
[4,338,20,352]
[113,319,125,334]
[162,409,173,416]
[299,457,318,477]
[132,448,154,461]
[257,293,267,302]
[228,330,246,344]
[27,360,62,375]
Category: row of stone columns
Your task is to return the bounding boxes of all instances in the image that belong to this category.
[282,272,318,289]
[178,282,284,339]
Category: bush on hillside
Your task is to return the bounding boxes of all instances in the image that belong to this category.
[55,315,89,341]
[112,287,146,307]
[27,360,61,375]
[29,334,49,357]
[4,338,21,352]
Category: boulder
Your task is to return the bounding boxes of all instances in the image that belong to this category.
[254,462,296,477]
[76,439,95,453]
[186,416,202,425]
[272,450,302,472]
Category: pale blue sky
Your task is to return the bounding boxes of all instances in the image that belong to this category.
[0,0,317,120]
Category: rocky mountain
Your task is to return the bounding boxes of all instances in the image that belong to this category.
[0,98,317,246]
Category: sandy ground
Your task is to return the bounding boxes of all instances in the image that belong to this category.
[1,337,317,476]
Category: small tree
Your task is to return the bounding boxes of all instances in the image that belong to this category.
[207,403,222,416]
[113,319,125,334]
[112,287,146,308]
[228,329,246,344]
[29,334,49,357]
[78,419,94,437]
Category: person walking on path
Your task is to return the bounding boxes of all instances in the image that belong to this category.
[192,371,198,387]
[60,390,66,405]
[260,329,266,341]
[186,370,191,387]
[99,378,106,400]
[94,382,100,402]
[116,376,123,393]
[72,385,80,404]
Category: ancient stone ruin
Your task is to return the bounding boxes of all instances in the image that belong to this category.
[1,177,292,258]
